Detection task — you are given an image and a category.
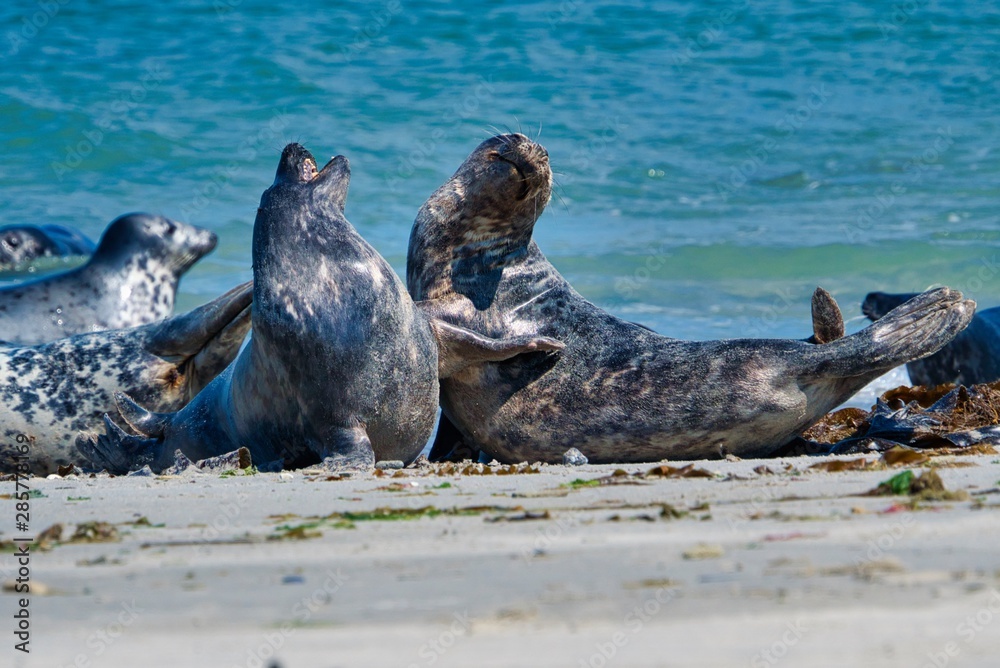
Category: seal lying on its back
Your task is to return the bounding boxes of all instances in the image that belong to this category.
[0,281,252,475]
[81,144,561,474]
[0,223,95,272]
[407,133,976,463]
[0,213,217,345]
[864,291,1000,385]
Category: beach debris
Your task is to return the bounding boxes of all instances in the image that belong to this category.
[3,580,51,595]
[646,463,715,478]
[866,469,969,501]
[807,458,873,472]
[376,460,405,470]
[485,510,550,522]
[126,465,155,477]
[161,450,198,476]
[196,447,252,472]
[682,543,725,560]
[800,382,1000,454]
[67,522,120,544]
[562,447,588,466]
[57,464,84,477]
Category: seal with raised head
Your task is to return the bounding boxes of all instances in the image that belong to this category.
[81,144,561,474]
[407,133,976,463]
[0,281,252,475]
[0,223,96,272]
[864,291,1000,386]
[0,213,217,345]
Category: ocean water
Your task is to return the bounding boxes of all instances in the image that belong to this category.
[2,1,998,405]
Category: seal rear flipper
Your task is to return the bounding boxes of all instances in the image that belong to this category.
[76,414,167,475]
[317,425,375,472]
[806,288,975,378]
[807,287,845,344]
[428,318,565,378]
[115,391,171,438]
[145,281,253,363]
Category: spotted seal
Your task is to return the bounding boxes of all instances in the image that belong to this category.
[0,281,251,475]
[0,223,95,272]
[407,133,976,463]
[80,143,561,474]
[864,291,1000,385]
[0,213,217,345]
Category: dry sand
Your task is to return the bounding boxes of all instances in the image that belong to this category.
[3,453,1000,668]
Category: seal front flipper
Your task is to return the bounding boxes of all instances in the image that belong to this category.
[807,287,845,344]
[77,414,167,475]
[426,317,565,378]
[317,425,376,472]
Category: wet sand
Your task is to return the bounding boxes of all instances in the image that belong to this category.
[4,453,1000,668]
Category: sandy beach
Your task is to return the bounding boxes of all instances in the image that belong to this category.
[4,452,1000,668]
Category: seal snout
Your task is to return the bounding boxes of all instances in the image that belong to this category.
[485,133,552,199]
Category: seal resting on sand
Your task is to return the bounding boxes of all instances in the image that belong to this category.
[407,133,976,464]
[0,281,252,475]
[0,213,217,345]
[863,291,1000,386]
[81,143,561,474]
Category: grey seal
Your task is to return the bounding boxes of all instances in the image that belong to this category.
[0,281,252,475]
[0,223,95,272]
[81,143,561,474]
[407,133,976,463]
[864,291,1000,385]
[0,213,217,345]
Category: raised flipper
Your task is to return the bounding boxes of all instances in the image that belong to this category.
[807,287,845,344]
[427,318,564,378]
[317,424,376,472]
[145,281,253,391]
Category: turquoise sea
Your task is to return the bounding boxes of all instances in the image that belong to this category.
[2,1,999,401]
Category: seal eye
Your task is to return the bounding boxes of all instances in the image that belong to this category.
[5,235,20,249]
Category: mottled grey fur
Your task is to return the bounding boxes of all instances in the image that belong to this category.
[864,291,1000,385]
[0,281,251,475]
[0,213,216,345]
[0,223,95,272]
[84,144,560,474]
[407,133,976,464]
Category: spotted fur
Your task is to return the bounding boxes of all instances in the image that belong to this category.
[0,213,216,344]
[0,223,95,272]
[0,281,251,475]
[86,145,561,474]
[407,134,977,463]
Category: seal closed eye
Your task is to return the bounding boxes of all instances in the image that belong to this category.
[407,133,976,464]
[82,143,562,474]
